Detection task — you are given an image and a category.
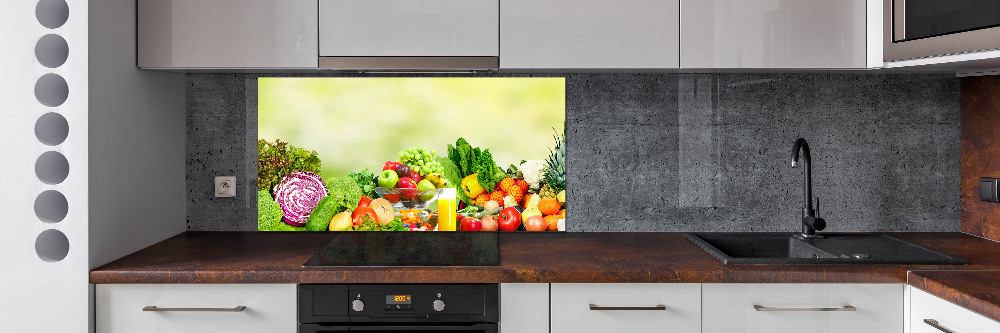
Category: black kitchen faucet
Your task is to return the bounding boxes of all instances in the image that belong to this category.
[791,138,825,238]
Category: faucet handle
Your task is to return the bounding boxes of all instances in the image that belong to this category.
[815,197,820,218]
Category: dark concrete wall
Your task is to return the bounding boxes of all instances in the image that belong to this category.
[186,73,960,232]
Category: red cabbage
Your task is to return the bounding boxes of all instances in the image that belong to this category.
[273,171,328,226]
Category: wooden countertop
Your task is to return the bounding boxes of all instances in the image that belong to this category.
[908,270,1000,323]
[90,232,1000,322]
[90,231,1000,284]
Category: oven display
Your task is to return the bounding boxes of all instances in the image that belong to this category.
[386,295,412,304]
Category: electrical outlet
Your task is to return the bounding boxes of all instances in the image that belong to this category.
[215,176,236,197]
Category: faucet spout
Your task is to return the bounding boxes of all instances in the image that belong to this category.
[791,138,825,237]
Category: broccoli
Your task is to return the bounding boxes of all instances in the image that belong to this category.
[347,168,377,199]
[258,190,304,231]
[325,176,363,214]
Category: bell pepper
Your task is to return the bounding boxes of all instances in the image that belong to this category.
[461,173,485,198]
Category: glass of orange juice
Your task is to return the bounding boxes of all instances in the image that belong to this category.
[437,188,457,231]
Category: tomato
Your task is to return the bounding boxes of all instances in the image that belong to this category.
[357,196,373,209]
[460,217,482,231]
[524,215,547,232]
[351,207,378,226]
[497,207,521,231]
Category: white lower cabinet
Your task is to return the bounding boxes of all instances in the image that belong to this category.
[910,287,1000,333]
[500,283,549,333]
[702,283,903,333]
[551,283,702,333]
[95,284,296,333]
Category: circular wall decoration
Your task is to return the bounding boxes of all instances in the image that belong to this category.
[35,34,69,68]
[35,151,69,185]
[34,73,69,107]
[35,112,69,146]
[34,190,68,223]
[35,229,69,262]
[36,0,69,29]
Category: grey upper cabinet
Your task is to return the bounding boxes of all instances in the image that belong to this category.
[138,0,318,69]
[681,0,875,69]
[500,0,680,69]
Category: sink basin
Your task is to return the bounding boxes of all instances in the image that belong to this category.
[686,233,966,265]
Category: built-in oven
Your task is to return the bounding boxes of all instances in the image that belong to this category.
[884,0,1000,61]
[299,284,498,333]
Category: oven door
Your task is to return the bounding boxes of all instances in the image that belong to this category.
[300,323,498,333]
[885,0,1000,61]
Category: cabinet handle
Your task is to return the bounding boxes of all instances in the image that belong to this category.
[589,304,666,311]
[924,319,955,333]
[753,305,856,312]
[143,306,247,312]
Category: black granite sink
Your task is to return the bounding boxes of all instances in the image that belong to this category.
[686,233,966,265]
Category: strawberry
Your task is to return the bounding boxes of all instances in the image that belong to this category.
[475,193,491,206]
[490,190,506,203]
[508,186,524,204]
[516,179,529,193]
[499,177,515,193]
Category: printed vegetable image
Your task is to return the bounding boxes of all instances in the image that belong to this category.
[273,171,328,226]
[258,77,566,232]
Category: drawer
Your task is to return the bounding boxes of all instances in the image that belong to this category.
[911,287,1000,333]
[702,283,903,333]
[550,283,701,333]
[96,284,296,333]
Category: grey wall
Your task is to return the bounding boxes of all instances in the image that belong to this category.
[89,0,187,269]
[186,73,960,232]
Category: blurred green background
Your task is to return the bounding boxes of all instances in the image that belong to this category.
[258,77,566,179]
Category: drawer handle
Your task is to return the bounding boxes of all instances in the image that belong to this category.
[143,306,247,312]
[753,305,856,312]
[589,304,667,311]
[924,319,955,333]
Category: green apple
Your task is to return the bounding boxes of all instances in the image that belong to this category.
[378,169,399,188]
[417,179,436,201]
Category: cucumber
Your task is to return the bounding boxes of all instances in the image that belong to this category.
[305,196,341,231]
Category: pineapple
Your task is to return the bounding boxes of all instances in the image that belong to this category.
[538,185,556,199]
[541,131,566,194]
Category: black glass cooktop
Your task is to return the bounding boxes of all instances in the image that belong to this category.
[303,232,499,266]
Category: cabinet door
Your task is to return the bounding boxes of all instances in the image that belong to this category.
[96,284,297,333]
[551,283,700,333]
[138,0,318,69]
[681,0,868,68]
[500,284,548,333]
[319,0,499,57]
[702,283,902,333]
[501,0,680,68]
[911,287,1000,333]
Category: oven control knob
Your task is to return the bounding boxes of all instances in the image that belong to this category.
[432,299,446,312]
[352,299,365,312]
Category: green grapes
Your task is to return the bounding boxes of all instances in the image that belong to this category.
[398,147,444,176]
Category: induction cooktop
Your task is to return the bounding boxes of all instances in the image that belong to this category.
[303,232,499,266]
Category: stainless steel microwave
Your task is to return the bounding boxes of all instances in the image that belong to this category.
[884,0,1000,62]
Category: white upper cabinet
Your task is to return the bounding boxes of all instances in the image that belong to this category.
[137,0,318,69]
[681,0,874,68]
[319,0,499,57]
[500,0,680,69]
